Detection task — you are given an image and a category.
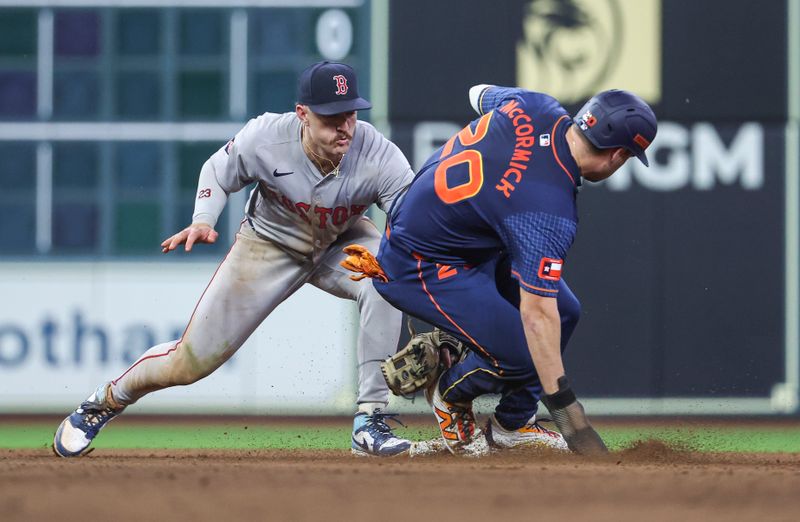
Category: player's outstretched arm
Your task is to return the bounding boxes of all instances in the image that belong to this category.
[161,143,234,254]
[161,223,218,253]
[519,290,608,456]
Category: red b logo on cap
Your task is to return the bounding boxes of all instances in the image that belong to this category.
[333,75,349,95]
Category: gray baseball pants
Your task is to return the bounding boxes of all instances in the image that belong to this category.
[109,218,401,411]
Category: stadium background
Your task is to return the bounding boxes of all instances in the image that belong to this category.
[0,0,798,420]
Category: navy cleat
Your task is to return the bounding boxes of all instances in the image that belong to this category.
[351,409,412,457]
[53,383,124,457]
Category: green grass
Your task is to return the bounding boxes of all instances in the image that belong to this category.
[3,422,800,453]
[0,424,350,450]
[596,425,800,453]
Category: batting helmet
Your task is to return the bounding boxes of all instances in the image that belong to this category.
[573,89,657,166]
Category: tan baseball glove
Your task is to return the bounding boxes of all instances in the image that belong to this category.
[381,329,467,401]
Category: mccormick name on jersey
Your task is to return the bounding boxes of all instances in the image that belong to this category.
[496,99,535,199]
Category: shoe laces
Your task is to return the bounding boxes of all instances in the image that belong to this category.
[365,411,406,435]
[76,402,117,437]
[450,402,476,425]
[443,403,477,441]
[525,417,559,436]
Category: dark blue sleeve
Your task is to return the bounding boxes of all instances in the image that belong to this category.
[477,86,527,115]
[497,211,576,297]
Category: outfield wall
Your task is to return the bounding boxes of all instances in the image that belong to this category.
[0,262,362,414]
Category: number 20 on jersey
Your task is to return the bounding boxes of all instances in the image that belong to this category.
[434,112,492,204]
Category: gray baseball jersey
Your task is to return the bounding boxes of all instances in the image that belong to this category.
[107,111,414,415]
[194,111,412,259]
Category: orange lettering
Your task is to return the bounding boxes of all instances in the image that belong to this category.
[513,114,532,126]
[504,168,522,183]
[516,136,535,148]
[496,178,515,198]
[511,149,532,163]
[436,264,458,280]
[499,99,520,115]
[516,124,534,136]
[435,149,484,204]
[441,112,493,157]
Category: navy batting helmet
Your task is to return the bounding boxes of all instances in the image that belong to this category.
[573,89,657,166]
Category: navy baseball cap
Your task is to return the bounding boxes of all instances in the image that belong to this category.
[573,89,657,166]
[297,61,371,115]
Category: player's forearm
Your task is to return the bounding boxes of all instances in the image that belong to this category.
[192,149,230,227]
[519,291,607,454]
[519,291,563,395]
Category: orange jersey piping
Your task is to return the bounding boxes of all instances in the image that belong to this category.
[414,256,501,370]
[511,269,559,294]
[550,115,576,185]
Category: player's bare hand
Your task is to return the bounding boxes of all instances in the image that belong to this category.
[161,223,218,253]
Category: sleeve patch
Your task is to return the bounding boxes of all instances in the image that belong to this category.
[538,257,563,281]
[497,211,576,293]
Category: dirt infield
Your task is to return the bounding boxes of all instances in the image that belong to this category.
[2,444,800,522]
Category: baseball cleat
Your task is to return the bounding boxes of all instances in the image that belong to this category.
[53,383,125,458]
[485,414,569,451]
[431,381,489,458]
[351,409,412,457]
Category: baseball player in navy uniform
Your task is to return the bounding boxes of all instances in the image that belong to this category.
[54,62,416,458]
[345,85,657,456]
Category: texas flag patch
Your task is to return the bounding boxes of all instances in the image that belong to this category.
[538,257,563,281]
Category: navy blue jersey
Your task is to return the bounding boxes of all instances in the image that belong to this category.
[386,87,581,297]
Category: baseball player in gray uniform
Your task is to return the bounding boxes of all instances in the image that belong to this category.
[53,61,415,458]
